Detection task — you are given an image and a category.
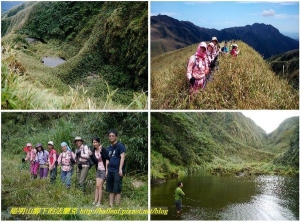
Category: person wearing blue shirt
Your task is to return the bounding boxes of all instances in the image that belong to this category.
[221,41,229,55]
[106,130,126,207]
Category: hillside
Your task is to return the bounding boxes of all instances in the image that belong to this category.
[151,15,299,59]
[1,112,148,220]
[266,117,299,153]
[1,2,148,109]
[151,40,299,109]
[1,1,24,13]
[151,113,299,180]
[151,15,218,58]
[267,49,299,90]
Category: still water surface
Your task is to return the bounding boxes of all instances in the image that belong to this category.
[151,173,299,220]
[42,57,66,67]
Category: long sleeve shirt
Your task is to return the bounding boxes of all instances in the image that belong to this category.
[58,151,76,172]
[175,187,185,201]
[186,55,209,80]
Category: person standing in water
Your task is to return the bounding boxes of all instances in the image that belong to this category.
[175,182,185,214]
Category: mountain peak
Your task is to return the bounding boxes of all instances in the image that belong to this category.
[151,14,298,58]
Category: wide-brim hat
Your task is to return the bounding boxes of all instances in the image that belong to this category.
[26,143,32,147]
[35,143,43,149]
[74,136,84,143]
[211,37,218,43]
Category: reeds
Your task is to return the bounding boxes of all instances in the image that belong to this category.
[151,41,299,109]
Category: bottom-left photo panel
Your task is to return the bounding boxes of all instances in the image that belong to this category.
[1,112,148,220]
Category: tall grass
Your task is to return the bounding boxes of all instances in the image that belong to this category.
[151,41,299,109]
[2,155,148,220]
[1,44,147,110]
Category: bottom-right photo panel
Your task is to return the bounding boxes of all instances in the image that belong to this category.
[151,111,299,220]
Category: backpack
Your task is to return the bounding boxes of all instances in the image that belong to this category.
[83,145,94,169]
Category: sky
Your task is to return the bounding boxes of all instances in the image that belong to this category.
[242,110,299,134]
[151,1,299,39]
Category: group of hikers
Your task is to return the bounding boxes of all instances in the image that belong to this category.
[22,130,126,207]
[186,37,240,93]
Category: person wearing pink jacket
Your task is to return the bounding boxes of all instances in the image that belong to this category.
[186,42,210,94]
[58,142,76,188]
[22,143,38,179]
[231,44,240,57]
[207,42,216,66]
[48,141,58,184]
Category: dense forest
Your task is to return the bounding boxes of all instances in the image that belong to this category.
[1,112,148,220]
[151,113,299,181]
[1,2,148,109]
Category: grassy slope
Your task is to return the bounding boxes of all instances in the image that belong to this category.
[267,49,299,90]
[2,155,148,220]
[151,113,298,180]
[151,41,299,109]
[1,2,148,110]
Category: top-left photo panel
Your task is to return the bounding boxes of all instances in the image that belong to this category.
[1,1,148,110]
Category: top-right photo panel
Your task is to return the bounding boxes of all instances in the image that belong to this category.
[150,1,299,110]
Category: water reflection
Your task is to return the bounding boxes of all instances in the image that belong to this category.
[151,174,299,220]
[42,57,66,67]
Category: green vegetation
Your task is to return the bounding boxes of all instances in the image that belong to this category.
[151,41,298,109]
[267,49,299,90]
[1,112,148,220]
[151,113,299,181]
[1,2,148,109]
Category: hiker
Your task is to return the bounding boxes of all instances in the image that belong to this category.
[175,182,185,214]
[186,42,209,94]
[221,41,229,55]
[211,37,219,56]
[22,143,38,179]
[207,43,215,64]
[91,137,109,207]
[231,44,240,57]
[106,130,126,207]
[48,141,58,183]
[35,143,49,179]
[74,136,92,192]
[58,142,76,188]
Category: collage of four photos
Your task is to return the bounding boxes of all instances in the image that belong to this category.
[1,1,299,221]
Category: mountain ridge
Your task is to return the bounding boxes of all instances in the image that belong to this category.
[151,113,299,179]
[151,15,299,59]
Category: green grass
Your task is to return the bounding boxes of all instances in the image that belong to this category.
[2,155,148,220]
[151,41,298,109]
[1,2,148,110]
[1,43,147,109]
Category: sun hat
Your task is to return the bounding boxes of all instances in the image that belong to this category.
[196,42,207,57]
[74,136,84,142]
[35,143,43,149]
[48,141,54,146]
[211,37,218,43]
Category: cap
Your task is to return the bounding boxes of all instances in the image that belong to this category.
[48,141,54,146]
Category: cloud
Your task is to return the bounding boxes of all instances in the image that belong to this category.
[275,14,299,19]
[262,9,275,17]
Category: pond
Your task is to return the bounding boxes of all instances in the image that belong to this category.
[151,173,299,220]
[42,57,66,67]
